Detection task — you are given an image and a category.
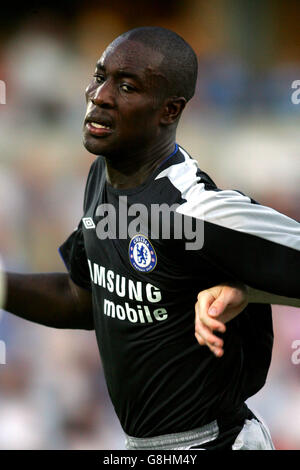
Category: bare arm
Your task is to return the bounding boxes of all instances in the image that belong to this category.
[4,272,93,330]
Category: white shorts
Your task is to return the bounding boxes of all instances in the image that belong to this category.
[231,417,275,450]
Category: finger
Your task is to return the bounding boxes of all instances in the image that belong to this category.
[208,285,247,318]
[195,302,226,333]
[207,300,226,318]
[195,321,224,349]
[212,346,224,358]
[199,315,226,333]
[195,332,224,357]
[196,291,215,322]
[195,297,226,332]
[194,332,205,345]
[195,318,225,339]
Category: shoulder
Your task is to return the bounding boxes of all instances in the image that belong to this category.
[155,145,218,196]
[160,146,299,244]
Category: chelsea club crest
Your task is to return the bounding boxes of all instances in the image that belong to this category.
[129,235,157,273]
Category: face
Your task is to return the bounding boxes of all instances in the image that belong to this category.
[83,38,167,158]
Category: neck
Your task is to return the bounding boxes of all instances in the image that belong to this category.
[105,138,176,189]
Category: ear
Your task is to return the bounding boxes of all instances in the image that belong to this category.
[160,97,187,125]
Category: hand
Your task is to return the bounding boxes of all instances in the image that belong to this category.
[194,284,248,357]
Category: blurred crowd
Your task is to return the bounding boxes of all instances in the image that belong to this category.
[0,1,299,450]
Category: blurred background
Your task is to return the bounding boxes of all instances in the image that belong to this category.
[0,0,299,450]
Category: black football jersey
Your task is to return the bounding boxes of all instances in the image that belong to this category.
[59,144,299,438]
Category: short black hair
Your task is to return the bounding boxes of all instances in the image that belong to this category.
[116,26,198,103]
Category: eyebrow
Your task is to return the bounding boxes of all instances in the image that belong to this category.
[95,63,143,84]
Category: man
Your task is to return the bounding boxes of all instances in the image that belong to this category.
[1,26,299,450]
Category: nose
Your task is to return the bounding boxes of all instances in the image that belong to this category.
[88,80,115,109]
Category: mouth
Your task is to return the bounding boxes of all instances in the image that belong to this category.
[85,117,113,137]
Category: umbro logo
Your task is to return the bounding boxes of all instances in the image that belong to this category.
[82,217,96,229]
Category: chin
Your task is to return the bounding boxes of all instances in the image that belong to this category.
[83,135,106,156]
[83,136,124,160]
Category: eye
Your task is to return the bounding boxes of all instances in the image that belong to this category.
[120,83,135,93]
[93,73,105,84]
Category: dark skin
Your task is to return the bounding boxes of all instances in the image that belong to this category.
[83,38,186,188]
[5,273,93,330]
[4,38,186,329]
